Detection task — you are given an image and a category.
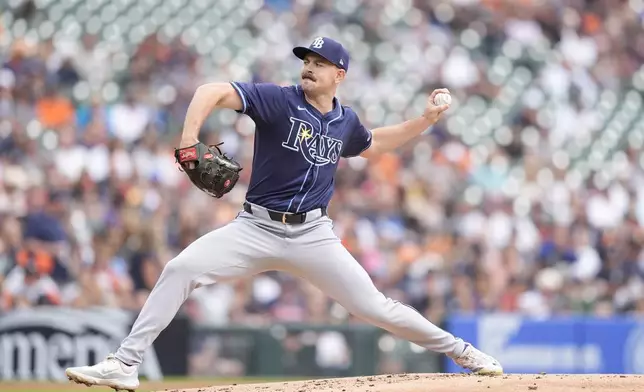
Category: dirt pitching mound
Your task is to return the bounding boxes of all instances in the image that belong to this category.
[163,373,644,392]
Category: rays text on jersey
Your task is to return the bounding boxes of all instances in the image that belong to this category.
[282,117,343,166]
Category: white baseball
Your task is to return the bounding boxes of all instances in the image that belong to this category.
[434,92,451,106]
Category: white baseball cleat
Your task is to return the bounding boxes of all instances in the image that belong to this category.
[65,353,140,392]
[449,342,504,375]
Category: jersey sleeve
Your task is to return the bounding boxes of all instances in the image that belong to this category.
[341,112,373,158]
[230,81,286,124]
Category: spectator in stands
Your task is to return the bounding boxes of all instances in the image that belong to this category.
[1,249,61,310]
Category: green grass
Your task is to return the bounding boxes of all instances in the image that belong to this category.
[0,376,309,392]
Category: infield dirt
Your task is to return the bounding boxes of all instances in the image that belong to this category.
[165,373,644,392]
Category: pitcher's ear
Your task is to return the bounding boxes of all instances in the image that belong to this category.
[336,68,346,84]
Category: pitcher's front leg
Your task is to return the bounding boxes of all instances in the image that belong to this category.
[65,215,280,390]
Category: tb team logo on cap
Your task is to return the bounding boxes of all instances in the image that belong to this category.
[311,37,325,49]
[293,36,350,72]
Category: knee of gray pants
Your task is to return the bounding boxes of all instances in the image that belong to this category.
[345,292,392,323]
[155,255,211,294]
[159,252,237,289]
[159,255,195,280]
[162,257,185,274]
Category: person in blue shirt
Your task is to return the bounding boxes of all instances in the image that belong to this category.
[66,37,503,391]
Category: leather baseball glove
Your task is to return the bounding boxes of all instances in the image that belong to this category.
[174,142,242,198]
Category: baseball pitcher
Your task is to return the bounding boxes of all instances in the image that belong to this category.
[66,37,502,392]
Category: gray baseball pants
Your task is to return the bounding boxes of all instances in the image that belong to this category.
[115,203,464,365]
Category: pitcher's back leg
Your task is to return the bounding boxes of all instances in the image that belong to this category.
[288,234,461,354]
[284,218,502,375]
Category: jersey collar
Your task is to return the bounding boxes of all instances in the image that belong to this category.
[297,85,343,120]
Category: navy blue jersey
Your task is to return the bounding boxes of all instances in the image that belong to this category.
[230,81,372,213]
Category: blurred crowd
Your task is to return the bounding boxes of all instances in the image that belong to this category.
[1,0,644,328]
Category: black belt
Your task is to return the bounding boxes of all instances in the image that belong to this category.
[243,202,327,224]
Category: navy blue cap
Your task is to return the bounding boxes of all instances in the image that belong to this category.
[293,37,350,72]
